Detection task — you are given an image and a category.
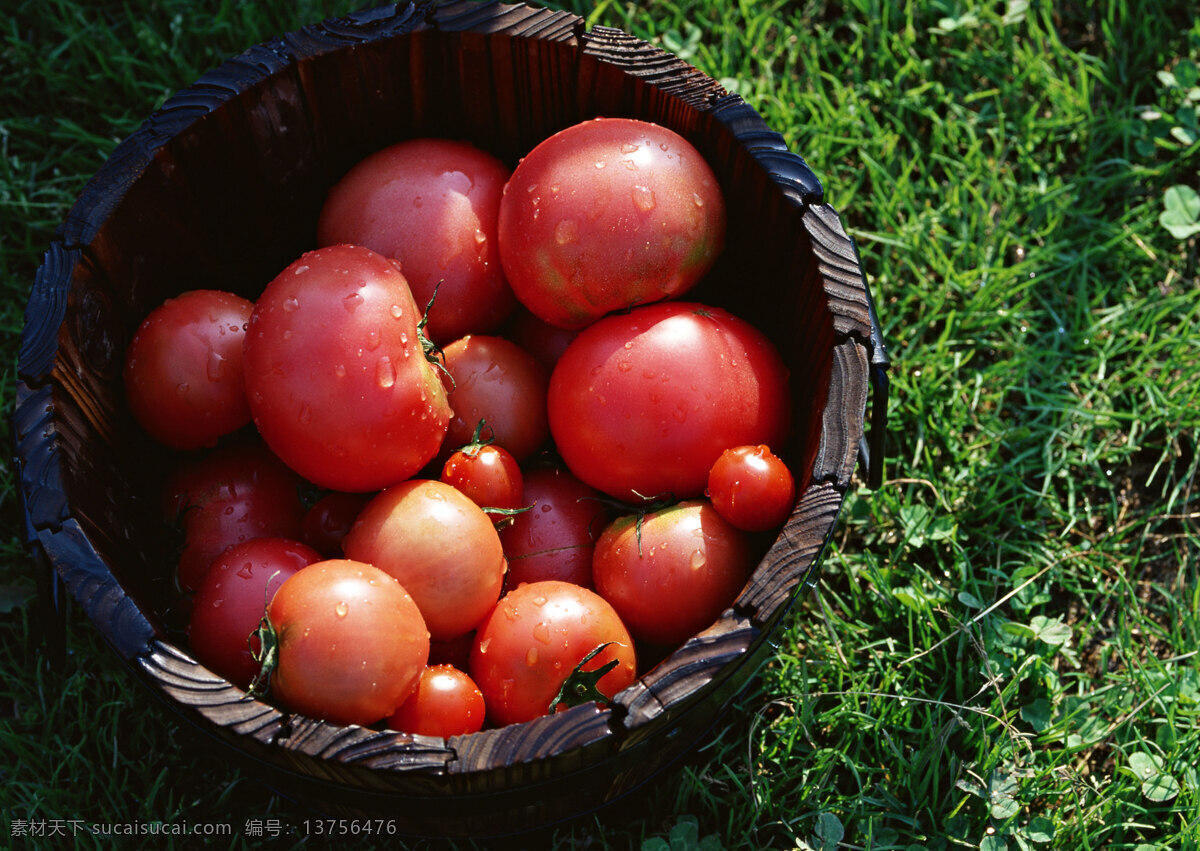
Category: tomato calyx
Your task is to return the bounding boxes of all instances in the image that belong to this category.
[246,569,283,699]
[418,282,454,388]
[460,418,496,458]
[582,490,677,555]
[548,642,619,712]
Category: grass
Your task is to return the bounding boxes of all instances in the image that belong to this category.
[3,0,1199,848]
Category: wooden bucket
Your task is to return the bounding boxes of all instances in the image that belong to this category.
[12,0,889,837]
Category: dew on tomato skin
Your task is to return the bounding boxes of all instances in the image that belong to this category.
[343,292,364,313]
[293,264,310,275]
[206,351,226,381]
[532,595,548,607]
[237,563,254,580]
[617,360,632,373]
[554,218,579,245]
[478,637,492,654]
[622,159,638,171]
[335,601,349,618]
[282,296,300,312]
[659,142,669,151]
[474,229,487,246]
[525,647,539,666]
[376,357,396,389]
[334,363,347,378]
[532,622,551,644]
[365,328,382,351]
[211,598,223,608]
[176,382,189,395]
[390,304,404,320]
[413,195,423,208]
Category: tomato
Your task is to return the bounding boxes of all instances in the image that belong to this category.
[342,479,506,642]
[123,289,254,450]
[440,440,525,518]
[243,244,451,492]
[469,580,637,726]
[497,117,726,329]
[300,491,372,558]
[499,465,610,589]
[187,537,321,688]
[706,444,796,532]
[592,500,753,647]
[163,443,308,594]
[547,301,791,502]
[386,664,486,737]
[317,138,514,345]
[440,335,550,463]
[501,304,578,371]
[261,559,430,727]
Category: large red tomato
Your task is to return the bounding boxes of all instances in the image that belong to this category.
[187,537,321,688]
[317,138,514,344]
[497,117,725,329]
[162,442,308,594]
[592,500,753,647]
[123,289,254,450]
[440,334,550,464]
[242,244,451,492]
[261,559,430,727]
[342,479,507,642]
[469,580,637,727]
[499,465,609,589]
[547,301,791,502]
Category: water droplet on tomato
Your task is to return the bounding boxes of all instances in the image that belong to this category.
[693,192,705,208]
[621,143,639,154]
[631,185,656,212]
[334,363,347,378]
[365,328,381,351]
[344,292,363,313]
[659,142,669,151]
[617,360,632,372]
[690,550,707,570]
[533,622,551,644]
[211,598,223,608]
[237,563,254,579]
[376,357,396,389]
[299,403,312,425]
[525,647,539,666]
[282,296,300,312]
[413,196,423,208]
[532,595,548,607]
[474,229,487,246]
[390,303,404,320]
[554,218,579,245]
[335,601,349,617]
[478,637,492,654]
[293,264,310,275]
[176,382,189,394]
[594,160,606,169]
[206,351,225,381]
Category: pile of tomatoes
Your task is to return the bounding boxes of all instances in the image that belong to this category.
[123,117,799,735]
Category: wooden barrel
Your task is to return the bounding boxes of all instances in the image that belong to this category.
[12,0,889,837]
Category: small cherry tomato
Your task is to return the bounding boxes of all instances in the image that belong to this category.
[123,289,254,450]
[187,537,321,688]
[260,559,430,727]
[469,580,637,727]
[386,664,486,738]
[592,499,753,647]
[706,445,796,532]
[440,436,525,518]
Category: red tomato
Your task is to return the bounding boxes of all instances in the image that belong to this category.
[163,443,308,594]
[548,301,791,502]
[502,304,578,371]
[300,491,372,558]
[243,245,452,492]
[440,335,550,463]
[342,479,507,642]
[499,465,610,589]
[706,445,796,532]
[317,138,514,344]
[263,559,430,727]
[187,537,321,688]
[440,442,525,517]
[386,664,486,737]
[592,500,753,647]
[123,289,253,449]
[469,580,637,726]
[497,117,726,329]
